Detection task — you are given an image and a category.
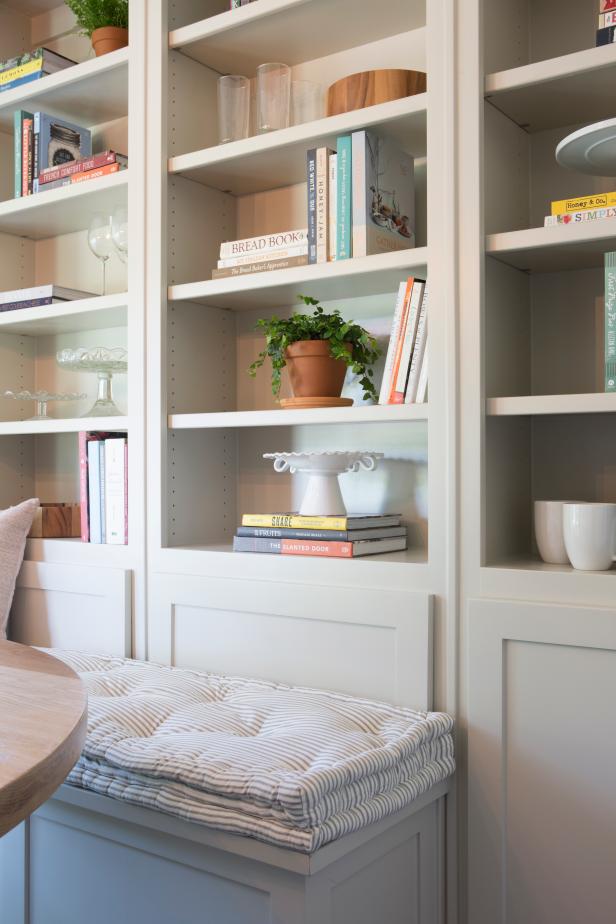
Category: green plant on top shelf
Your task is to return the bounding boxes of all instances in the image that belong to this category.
[65,0,129,51]
[248,295,381,402]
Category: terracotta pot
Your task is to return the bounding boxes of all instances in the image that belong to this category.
[91,27,129,57]
[285,340,350,398]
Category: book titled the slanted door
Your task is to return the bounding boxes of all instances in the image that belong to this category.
[352,130,415,257]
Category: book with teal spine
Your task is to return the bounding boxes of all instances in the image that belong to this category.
[336,135,352,260]
[605,252,616,392]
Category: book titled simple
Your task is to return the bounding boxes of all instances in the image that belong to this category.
[233,536,407,557]
[241,513,402,530]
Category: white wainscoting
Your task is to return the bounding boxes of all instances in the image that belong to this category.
[9,561,131,657]
[149,573,433,711]
[468,598,616,924]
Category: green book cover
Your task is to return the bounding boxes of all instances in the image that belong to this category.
[605,252,616,392]
[336,135,352,260]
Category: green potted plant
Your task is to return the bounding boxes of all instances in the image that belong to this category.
[248,295,381,407]
[65,0,129,57]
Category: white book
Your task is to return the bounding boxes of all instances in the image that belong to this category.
[329,153,337,261]
[416,342,428,403]
[378,280,409,405]
[217,245,307,268]
[404,286,428,404]
[104,437,127,545]
[391,280,425,402]
[219,229,307,259]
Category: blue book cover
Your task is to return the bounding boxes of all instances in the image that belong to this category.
[336,135,352,260]
[307,148,317,264]
[99,441,106,543]
[33,112,91,177]
[87,441,102,544]
[0,71,43,93]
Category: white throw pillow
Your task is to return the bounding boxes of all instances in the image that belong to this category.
[0,498,39,639]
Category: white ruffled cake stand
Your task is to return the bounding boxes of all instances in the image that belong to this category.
[263,450,384,516]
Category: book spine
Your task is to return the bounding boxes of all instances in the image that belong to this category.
[70,163,120,183]
[21,118,31,197]
[336,135,352,260]
[600,10,616,26]
[26,117,34,194]
[33,128,39,192]
[0,298,54,312]
[99,442,106,543]
[39,151,118,184]
[13,111,22,199]
[315,147,330,263]
[605,252,616,392]
[416,344,429,403]
[378,281,409,404]
[234,537,282,554]
[78,432,89,542]
[211,255,308,278]
[104,438,127,545]
[596,24,616,43]
[233,536,354,557]
[217,245,308,268]
[219,229,307,259]
[545,208,616,225]
[0,58,43,87]
[241,513,349,529]
[600,0,616,12]
[124,439,129,544]
[392,280,425,403]
[405,285,429,403]
[307,148,317,264]
[351,130,367,258]
[237,526,350,540]
[87,441,102,544]
[551,191,616,216]
[387,278,415,403]
[329,153,337,261]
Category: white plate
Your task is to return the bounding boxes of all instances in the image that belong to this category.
[556,118,616,176]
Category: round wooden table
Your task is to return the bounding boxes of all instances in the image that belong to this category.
[0,641,87,838]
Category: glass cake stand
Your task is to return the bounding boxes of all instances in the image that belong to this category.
[263,450,384,516]
[56,347,128,417]
[0,389,87,420]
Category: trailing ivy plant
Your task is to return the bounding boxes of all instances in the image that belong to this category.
[65,0,129,36]
[248,295,381,402]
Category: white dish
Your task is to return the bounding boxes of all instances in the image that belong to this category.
[556,118,616,176]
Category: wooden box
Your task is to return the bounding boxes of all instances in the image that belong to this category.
[28,503,81,539]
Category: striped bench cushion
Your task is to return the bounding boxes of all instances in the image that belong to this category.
[50,650,455,853]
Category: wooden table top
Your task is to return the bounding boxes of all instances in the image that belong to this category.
[0,641,87,838]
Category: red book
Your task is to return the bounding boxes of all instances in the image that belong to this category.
[21,118,32,197]
[39,151,120,185]
[282,539,354,557]
[600,0,616,12]
[71,163,120,184]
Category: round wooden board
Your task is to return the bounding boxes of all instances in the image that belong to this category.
[327,68,427,116]
[280,397,354,409]
[0,641,87,838]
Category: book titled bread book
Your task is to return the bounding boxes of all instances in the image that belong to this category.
[241,513,402,530]
[218,244,307,268]
[352,130,414,257]
[605,252,616,392]
[233,536,407,557]
[220,229,307,259]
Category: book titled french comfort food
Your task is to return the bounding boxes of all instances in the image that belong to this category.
[241,513,402,529]
[352,130,415,257]
[233,536,407,557]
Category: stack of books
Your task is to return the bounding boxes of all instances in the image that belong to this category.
[35,151,128,193]
[212,229,308,279]
[308,129,415,265]
[0,47,76,94]
[79,432,128,545]
[379,276,428,405]
[0,284,94,313]
[544,192,616,228]
[597,0,616,44]
[233,513,407,558]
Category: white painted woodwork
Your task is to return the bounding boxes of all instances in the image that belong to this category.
[487,393,616,415]
[0,416,128,436]
[487,219,616,272]
[0,293,128,337]
[169,404,428,430]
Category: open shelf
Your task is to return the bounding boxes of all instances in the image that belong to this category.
[0,170,129,240]
[169,0,425,72]
[169,404,428,430]
[486,220,616,272]
[485,44,616,132]
[0,293,128,336]
[169,248,428,310]
[483,555,616,577]
[25,536,131,566]
[170,96,427,196]
[487,394,616,416]
[0,416,128,436]
[0,47,129,131]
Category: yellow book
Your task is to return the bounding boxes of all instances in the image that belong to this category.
[0,58,43,86]
[551,191,616,216]
[241,513,402,530]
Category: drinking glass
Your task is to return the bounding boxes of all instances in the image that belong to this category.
[111,205,128,264]
[218,75,251,143]
[291,80,323,126]
[87,213,114,294]
[256,63,291,133]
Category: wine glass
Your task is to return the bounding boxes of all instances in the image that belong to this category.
[111,206,128,264]
[87,213,114,294]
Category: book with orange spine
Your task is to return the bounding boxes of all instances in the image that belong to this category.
[387,277,415,403]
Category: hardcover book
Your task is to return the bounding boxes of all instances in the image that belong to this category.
[39,151,127,186]
[597,24,616,43]
[352,130,415,257]
[378,278,414,404]
[241,513,402,530]
[33,112,91,176]
[104,438,128,545]
[605,252,616,392]
[392,280,425,403]
[405,285,429,404]
[219,229,307,259]
[13,110,32,199]
[316,146,334,263]
[336,135,352,260]
[233,536,407,557]
[217,245,307,268]
[87,440,103,544]
[329,153,338,261]
[237,525,407,541]
[211,255,308,278]
[307,148,317,263]
[550,191,616,215]
[544,207,616,226]
[600,0,616,12]
[0,284,94,304]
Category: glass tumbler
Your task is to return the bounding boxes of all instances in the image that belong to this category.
[291,80,324,126]
[256,63,291,133]
[217,75,250,144]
